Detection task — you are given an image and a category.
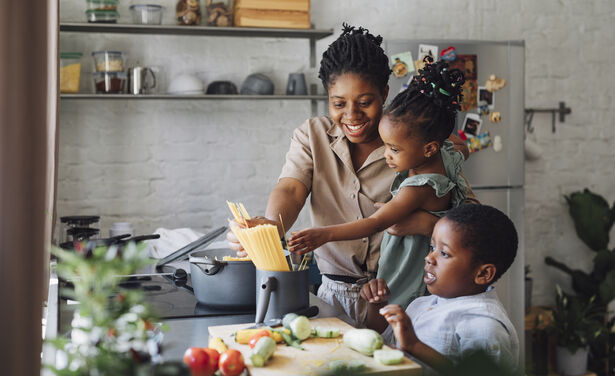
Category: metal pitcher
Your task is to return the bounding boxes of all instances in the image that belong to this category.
[254,268,309,324]
[127,66,156,94]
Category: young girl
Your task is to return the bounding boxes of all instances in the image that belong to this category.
[288,57,468,309]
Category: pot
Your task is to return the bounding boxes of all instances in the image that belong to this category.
[189,248,256,308]
[255,268,309,324]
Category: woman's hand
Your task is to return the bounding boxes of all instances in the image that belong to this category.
[287,228,330,255]
[379,304,418,353]
[226,216,280,257]
[360,278,390,304]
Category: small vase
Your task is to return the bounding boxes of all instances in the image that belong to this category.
[556,346,588,376]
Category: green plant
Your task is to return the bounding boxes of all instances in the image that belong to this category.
[545,188,615,375]
[45,242,171,376]
[547,286,604,353]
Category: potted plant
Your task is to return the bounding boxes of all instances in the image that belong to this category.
[545,189,615,375]
[548,286,604,376]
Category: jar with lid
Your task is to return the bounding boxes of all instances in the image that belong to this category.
[205,0,233,26]
[176,0,201,25]
[60,52,83,93]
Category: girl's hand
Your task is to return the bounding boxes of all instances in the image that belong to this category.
[287,228,330,255]
[360,278,390,304]
[379,304,418,353]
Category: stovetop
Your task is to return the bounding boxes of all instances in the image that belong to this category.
[120,274,255,320]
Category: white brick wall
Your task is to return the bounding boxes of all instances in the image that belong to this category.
[58,0,615,306]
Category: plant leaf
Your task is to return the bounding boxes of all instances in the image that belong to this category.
[599,270,615,304]
[565,189,613,251]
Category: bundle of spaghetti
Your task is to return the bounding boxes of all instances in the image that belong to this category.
[230,224,289,271]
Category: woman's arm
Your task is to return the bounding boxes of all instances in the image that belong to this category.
[288,185,434,255]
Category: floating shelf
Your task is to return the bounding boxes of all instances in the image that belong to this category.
[60,94,328,100]
[59,23,333,40]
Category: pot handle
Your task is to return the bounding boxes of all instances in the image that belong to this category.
[255,276,277,324]
[191,258,225,275]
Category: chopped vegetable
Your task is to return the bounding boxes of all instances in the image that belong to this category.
[328,359,366,374]
[235,328,287,344]
[282,313,299,330]
[248,329,271,349]
[249,336,276,367]
[275,329,304,350]
[289,315,312,340]
[314,327,340,338]
[373,349,405,365]
[343,329,383,356]
[208,336,228,354]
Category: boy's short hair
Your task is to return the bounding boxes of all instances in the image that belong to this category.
[443,204,518,283]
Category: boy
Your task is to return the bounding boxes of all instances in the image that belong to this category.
[361,204,519,374]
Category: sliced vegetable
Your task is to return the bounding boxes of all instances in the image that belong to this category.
[347,359,366,372]
[275,329,304,350]
[235,328,287,344]
[328,359,366,374]
[289,315,311,340]
[282,313,299,330]
[249,336,276,367]
[373,349,404,365]
[248,329,271,349]
[314,327,340,338]
[343,328,383,356]
[208,336,228,354]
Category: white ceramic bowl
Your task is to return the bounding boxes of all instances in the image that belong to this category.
[167,74,204,94]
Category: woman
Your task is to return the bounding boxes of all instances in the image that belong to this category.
[228,24,476,325]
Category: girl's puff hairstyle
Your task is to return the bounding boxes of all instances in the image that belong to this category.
[318,23,391,93]
[386,57,465,144]
[444,204,518,283]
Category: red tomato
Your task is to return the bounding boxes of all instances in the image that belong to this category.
[182,347,213,376]
[202,348,220,372]
[219,349,245,376]
[248,329,271,349]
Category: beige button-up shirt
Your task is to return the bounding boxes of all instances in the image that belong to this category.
[279,116,394,278]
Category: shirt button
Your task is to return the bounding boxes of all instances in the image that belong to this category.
[356,216,361,220]
[362,238,368,243]
[350,193,356,199]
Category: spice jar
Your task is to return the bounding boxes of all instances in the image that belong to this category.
[205,0,233,26]
[60,52,83,93]
[93,72,127,93]
[176,0,201,25]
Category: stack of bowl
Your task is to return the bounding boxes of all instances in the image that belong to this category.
[85,0,119,23]
[92,51,126,94]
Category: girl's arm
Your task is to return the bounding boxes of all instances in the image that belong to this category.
[288,185,434,255]
[448,133,470,160]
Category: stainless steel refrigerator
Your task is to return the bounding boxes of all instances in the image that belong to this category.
[385,40,526,359]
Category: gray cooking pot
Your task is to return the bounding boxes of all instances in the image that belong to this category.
[189,248,256,308]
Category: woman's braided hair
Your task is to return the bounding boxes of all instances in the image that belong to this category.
[318,23,391,93]
[385,56,465,144]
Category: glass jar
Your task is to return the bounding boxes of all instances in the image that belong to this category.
[92,50,125,72]
[176,0,201,25]
[60,52,83,93]
[93,71,127,93]
[205,0,233,27]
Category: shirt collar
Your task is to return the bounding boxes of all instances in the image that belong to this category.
[326,118,386,171]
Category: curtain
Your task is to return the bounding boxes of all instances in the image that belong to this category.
[0,0,58,373]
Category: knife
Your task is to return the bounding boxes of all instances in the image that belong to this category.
[248,305,319,329]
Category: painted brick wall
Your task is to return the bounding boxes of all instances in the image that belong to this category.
[58,0,615,306]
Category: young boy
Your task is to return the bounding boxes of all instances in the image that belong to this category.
[361,204,519,374]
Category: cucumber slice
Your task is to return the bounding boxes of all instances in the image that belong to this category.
[250,336,276,367]
[289,315,311,340]
[282,313,299,330]
[347,359,366,372]
[373,349,404,365]
[315,327,340,338]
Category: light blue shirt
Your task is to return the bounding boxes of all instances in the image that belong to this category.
[382,288,519,372]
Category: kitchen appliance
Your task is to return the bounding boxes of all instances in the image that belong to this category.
[189,248,256,308]
[127,66,157,95]
[285,72,307,95]
[254,268,309,323]
[240,73,274,95]
[385,39,526,356]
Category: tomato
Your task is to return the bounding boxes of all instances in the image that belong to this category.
[219,349,245,376]
[201,348,220,372]
[182,347,213,376]
[248,329,271,349]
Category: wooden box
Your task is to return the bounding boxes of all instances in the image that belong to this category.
[234,0,310,29]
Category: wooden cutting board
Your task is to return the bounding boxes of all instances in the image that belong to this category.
[208,317,422,376]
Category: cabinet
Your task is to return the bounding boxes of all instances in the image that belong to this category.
[59,22,332,115]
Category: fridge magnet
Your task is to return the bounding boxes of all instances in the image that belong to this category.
[466,131,491,153]
[485,74,506,92]
[440,46,457,61]
[493,135,503,152]
[461,80,478,112]
[414,59,426,72]
[461,113,482,137]
[391,51,414,78]
[448,54,477,80]
[490,111,502,123]
[478,86,494,109]
[418,44,439,63]
[478,101,490,116]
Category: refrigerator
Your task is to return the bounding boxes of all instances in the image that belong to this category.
[385,40,526,361]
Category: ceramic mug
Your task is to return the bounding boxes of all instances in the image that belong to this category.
[286,73,307,95]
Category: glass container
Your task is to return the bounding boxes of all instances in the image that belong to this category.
[129,4,164,25]
[176,0,201,25]
[86,9,119,23]
[205,0,233,27]
[92,50,125,72]
[93,71,127,93]
[86,0,118,11]
[60,52,83,93]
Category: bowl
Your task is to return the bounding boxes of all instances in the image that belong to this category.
[92,50,124,72]
[206,81,238,95]
[168,74,204,94]
[129,4,164,25]
[240,73,274,95]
